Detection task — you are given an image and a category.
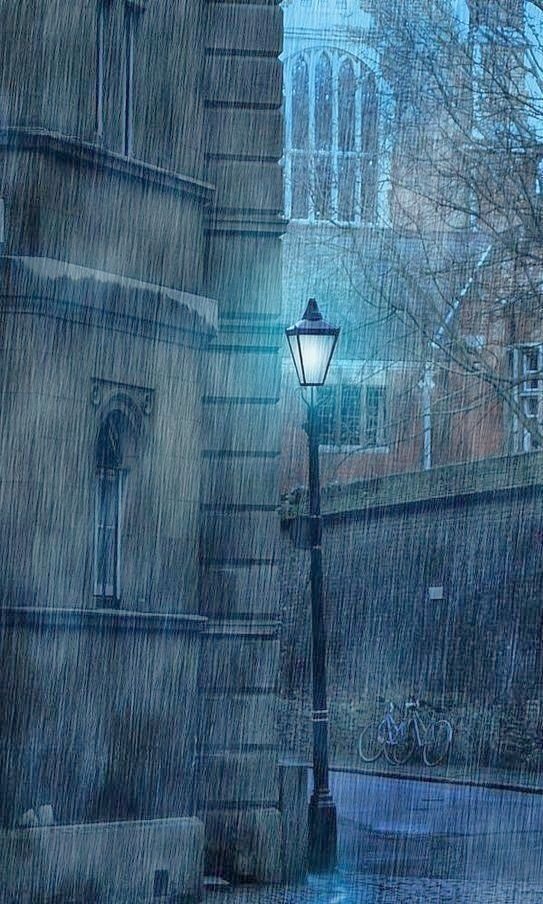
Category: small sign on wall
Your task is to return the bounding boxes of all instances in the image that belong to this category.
[428,585,444,601]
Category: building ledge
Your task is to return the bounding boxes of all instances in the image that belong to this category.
[0,605,208,634]
[0,127,215,203]
[206,210,286,236]
[204,618,280,637]
[0,255,218,341]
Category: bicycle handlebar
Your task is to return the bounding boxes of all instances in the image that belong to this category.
[377,697,439,712]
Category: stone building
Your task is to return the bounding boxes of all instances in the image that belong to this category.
[0,2,290,899]
[280,0,543,493]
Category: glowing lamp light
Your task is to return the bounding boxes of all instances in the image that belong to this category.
[285,299,340,387]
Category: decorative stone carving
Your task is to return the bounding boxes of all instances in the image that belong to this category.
[91,378,155,417]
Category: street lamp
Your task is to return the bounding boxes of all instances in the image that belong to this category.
[285,298,339,872]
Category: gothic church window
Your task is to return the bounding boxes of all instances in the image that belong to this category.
[285,51,379,224]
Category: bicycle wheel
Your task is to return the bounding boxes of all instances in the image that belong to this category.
[358,719,387,762]
[423,719,453,766]
[386,729,416,765]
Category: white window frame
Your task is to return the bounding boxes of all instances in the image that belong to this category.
[284,50,379,226]
[316,362,388,453]
[511,344,543,452]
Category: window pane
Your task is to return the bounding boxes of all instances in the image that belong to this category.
[523,348,539,391]
[361,158,378,222]
[361,80,378,156]
[340,386,361,445]
[95,468,121,600]
[360,78,378,221]
[102,526,116,595]
[317,386,336,444]
[338,60,356,151]
[366,386,386,446]
[292,56,309,150]
[525,348,539,371]
[291,156,310,219]
[315,54,333,151]
[338,158,356,222]
[315,155,333,219]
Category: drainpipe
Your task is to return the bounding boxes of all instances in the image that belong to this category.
[421,360,435,471]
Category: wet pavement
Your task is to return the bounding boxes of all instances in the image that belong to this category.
[204,874,543,903]
[205,769,543,903]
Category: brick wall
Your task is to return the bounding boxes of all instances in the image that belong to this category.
[280,452,543,765]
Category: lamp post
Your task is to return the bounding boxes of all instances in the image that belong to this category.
[285,298,339,872]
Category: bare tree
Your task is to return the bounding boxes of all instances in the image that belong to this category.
[367,0,543,461]
[283,0,543,470]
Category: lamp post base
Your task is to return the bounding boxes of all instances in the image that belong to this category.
[308,790,337,872]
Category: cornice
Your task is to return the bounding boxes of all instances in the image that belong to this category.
[0,605,208,634]
[0,127,215,203]
[0,255,218,344]
[206,211,287,236]
[204,618,280,637]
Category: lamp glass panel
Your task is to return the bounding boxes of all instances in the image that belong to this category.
[297,332,337,385]
[287,333,305,384]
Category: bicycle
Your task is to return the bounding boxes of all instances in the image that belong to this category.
[358,699,453,766]
[358,701,399,764]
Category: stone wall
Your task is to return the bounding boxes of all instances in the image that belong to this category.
[0,608,205,829]
[0,0,286,890]
[199,0,285,880]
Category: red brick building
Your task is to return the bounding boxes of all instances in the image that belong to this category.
[280,0,543,495]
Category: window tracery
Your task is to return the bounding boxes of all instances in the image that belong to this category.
[285,50,379,224]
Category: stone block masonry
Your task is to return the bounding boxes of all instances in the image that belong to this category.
[200,0,286,880]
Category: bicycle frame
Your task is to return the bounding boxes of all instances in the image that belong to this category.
[387,703,430,748]
[382,704,402,744]
[409,710,429,748]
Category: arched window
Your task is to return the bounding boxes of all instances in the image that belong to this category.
[292,55,309,150]
[315,54,333,150]
[339,59,356,151]
[338,59,357,222]
[291,55,310,219]
[94,408,138,605]
[285,50,379,224]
